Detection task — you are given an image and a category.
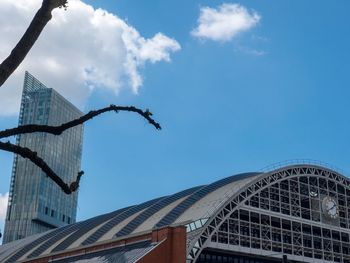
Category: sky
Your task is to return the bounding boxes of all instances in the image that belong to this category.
[0,0,350,235]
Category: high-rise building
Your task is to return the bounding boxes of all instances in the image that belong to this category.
[3,72,84,244]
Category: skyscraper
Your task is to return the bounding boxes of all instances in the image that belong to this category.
[3,72,84,244]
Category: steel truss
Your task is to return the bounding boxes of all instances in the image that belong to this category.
[186,165,350,263]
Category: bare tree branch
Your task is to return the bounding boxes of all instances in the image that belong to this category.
[0,105,161,194]
[0,141,83,194]
[0,0,68,87]
[0,105,161,139]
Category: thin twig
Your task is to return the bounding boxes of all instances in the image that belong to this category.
[0,105,161,138]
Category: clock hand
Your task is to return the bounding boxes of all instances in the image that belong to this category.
[327,203,337,211]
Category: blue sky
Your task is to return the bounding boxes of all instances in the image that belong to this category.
[1,0,350,228]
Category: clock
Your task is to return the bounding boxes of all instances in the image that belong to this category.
[322,196,339,219]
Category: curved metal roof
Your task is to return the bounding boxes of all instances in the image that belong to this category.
[186,164,350,262]
[0,171,260,263]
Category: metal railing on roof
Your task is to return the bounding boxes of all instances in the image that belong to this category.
[259,159,346,176]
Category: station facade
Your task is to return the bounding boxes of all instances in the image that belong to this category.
[0,164,349,263]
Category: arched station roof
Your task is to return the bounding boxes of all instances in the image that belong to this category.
[2,163,348,263]
[0,172,260,262]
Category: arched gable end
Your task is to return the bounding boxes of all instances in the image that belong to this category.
[188,165,350,263]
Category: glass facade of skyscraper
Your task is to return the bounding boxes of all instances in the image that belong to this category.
[3,72,83,244]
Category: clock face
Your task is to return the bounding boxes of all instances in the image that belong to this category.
[322,196,339,219]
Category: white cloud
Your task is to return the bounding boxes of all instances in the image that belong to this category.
[0,0,180,116]
[0,192,8,235]
[234,46,267,56]
[0,192,8,220]
[192,3,260,42]
[0,193,9,226]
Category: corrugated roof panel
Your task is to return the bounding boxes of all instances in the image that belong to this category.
[80,196,164,246]
[0,232,46,263]
[155,173,259,228]
[115,186,203,237]
[4,226,70,263]
[30,207,131,258]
